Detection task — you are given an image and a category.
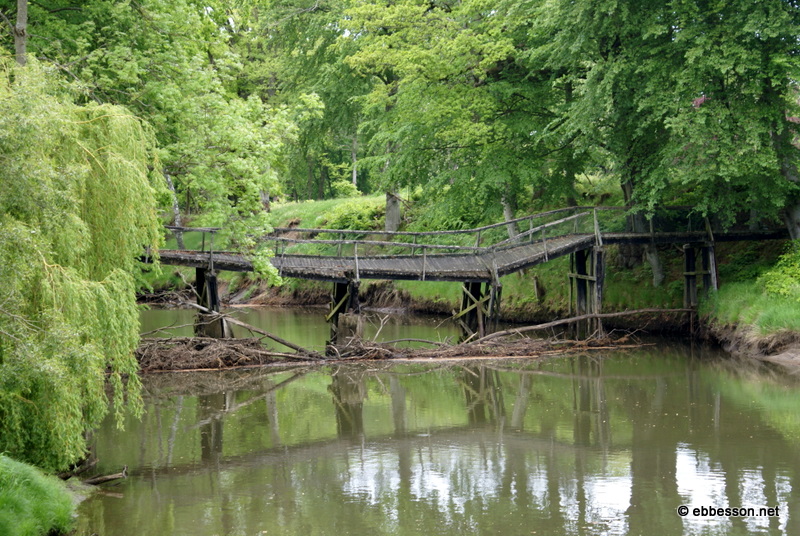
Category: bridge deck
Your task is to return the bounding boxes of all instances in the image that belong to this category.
[157,235,596,283]
[154,225,788,284]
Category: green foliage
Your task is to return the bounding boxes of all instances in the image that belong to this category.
[330,179,360,198]
[0,455,74,536]
[0,61,161,471]
[314,197,385,231]
[758,242,800,300]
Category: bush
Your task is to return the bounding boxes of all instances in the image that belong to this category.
[758,242,800,299]
[315,198,384,231]
[331,179,360,198]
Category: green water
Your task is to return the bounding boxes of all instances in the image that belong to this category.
[74,309,800,535]
[138,306,461,350]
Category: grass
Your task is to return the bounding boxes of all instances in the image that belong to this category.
[0,455,73,536]
[270,195,385,229]
[701,281,800,335]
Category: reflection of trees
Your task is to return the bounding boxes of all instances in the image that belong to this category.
[85,358,800,536]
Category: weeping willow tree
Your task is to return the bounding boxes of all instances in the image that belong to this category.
[0,60,163,471]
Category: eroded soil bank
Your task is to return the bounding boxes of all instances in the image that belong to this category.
[704,323,800,370]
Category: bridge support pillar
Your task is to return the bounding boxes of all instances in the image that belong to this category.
[455,282,501,341]
[327,280,361,351]
[194,268,232,338]
[569,247,605,338]
[683,243,718,309]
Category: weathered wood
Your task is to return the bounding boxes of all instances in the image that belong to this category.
[474,308,694,343]
[336,313,364,346]
[83,466,127,486]
[684,245,697,308]
[593,247,605,336]
[183,302,322,359]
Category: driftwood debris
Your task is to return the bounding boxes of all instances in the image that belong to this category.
[137,337,317,372]
[135,307,683,371]
[83,466,127,486]
[474,308,693,343]
[58,458,97,480]
[182,302,323,359]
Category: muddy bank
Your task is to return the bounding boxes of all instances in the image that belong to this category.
[143,278,693,333]
[704,323,800,370]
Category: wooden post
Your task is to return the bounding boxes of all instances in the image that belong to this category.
[569,248,602,338]
[194,268,231,338]
[486,282,502,335]
[457,282,485,340]
[593,246,605,336]
[327,280,360,352]
[702,244,718,294]
[683,245,698,308]
[336,313,364,346]
[575,249,589,316]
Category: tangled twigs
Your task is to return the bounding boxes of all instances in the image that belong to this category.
[136,337,317,372]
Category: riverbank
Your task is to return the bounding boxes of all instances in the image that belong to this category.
[139,275,800,371]
[0,455,74,536]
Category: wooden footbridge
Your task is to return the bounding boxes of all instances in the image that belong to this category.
[151,206,788,341]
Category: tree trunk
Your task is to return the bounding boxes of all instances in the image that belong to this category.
[319,165,328,200]
[784,201,800,240]
[14,0,27,66]
[563,81,579,207]
[385,191,401,233]
[164,174,185,249]
[621,179,665,287]
[500,192,519,240]
[773,120,800,239]
[351,136,358,187]
[306,155,315,200]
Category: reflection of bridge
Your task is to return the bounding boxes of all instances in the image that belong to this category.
[89,359,800,536]
[151,206,788,339]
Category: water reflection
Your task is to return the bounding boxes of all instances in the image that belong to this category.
[76,349,800,536]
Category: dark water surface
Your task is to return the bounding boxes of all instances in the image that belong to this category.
[74,308,800,535]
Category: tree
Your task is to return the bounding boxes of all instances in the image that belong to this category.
[643,0,800,234]
[0,61,163,471]
[0,0,300,248]
[342,0,567,232]
[227,0,373,200]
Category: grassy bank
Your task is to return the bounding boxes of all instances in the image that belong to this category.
[701,281,800,335]
[0,455,73,536]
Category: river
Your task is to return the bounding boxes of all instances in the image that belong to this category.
[73,307,800,535]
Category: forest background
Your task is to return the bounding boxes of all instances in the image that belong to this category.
[1,0,800,487]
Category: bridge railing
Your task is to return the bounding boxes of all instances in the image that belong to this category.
[266,207,594,259]
[163,205,774,263]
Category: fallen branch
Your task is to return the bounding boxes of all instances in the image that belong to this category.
[58,458,97,480]
[380,338,448,346]
[182,302,323,359]
[473,309,693,343]
[83,466,127,486]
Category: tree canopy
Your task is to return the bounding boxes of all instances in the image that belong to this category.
[0,60,162,470]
